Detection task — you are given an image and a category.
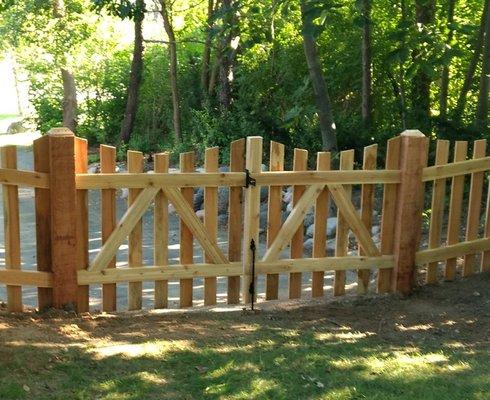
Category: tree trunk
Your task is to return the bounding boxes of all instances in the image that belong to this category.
[439,0,456,119]
[61,68,77,132]
[300,0,338,152]
[160,0,182,142]
[119,2,144,143]
[201,0,215,99]
[476,1,490,129]
[361,0,373,128]
[454,0,488,122]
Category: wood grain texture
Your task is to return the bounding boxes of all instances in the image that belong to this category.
[445,141,468,280]
[334,150,354,296]
[154,152,169,309]
[180,152,195,307]
[312,152,330,297]
[377,136,401,293]
[128,150,144,311]
[426,140,450,284]
[463,139,486,276]
[227,139,245,304]
[481,184,490,272]
[1,146,22,312]
[289,148,308,299]
[101,145,117,311]
[266,141,284,300]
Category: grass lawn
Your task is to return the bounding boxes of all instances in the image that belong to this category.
[0,273,488,400]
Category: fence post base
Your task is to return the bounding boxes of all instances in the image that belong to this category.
[391,130,428,295]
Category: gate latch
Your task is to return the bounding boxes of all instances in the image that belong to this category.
[244,169,256,188]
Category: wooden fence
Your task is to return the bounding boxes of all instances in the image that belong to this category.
[0,128,489,312]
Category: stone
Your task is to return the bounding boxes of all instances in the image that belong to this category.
[303,211,315,229]
[326,217,338,237]
[259,210,268,230]
[218,187,229,214]
[194,187,204,211]
[303,238,314,256]
[196,209,205,221]
[219,165,229,172]
[371,225,380,235]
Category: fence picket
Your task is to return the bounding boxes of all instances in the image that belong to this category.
[427,140,450,284]
[127,150,144,310]
[101,145,117,311]
[481,184,490,272]
[180,152,195,307]
[312,152,330,297]
[1,146,22,312]
[289,148,308,299]
[227,139,245,304]
[463,139,486,276]
[358,144,377,294]
[334,150,354,296]
[204,147,219,305]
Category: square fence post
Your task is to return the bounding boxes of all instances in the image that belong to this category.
[391,130,428,295]
[48,128,79,310]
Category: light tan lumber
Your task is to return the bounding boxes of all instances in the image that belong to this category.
[445,141,468,280]
[33,135,53,310]
[263,183,323,262]
[0,168,50,188]
[416,237,490,265]
[48,128,78,309]
[78,256,394,285]
[255,170,399,186]
[76,172,244,189]
[391,130,428,295]
[481,183,490,272]
[128,151,144,311]
[242,137,263,304]
[334,150,354,296]
[426,140,450,284]
[90,186,159,272]
[0,269,53,287]
[204,147,219,305]
[1,146,22,311]
[179,152,195,307]
[463,139,486,276]
[289,148,308,299]
[265,141,284,300]
[227,138,245,304]
[154,152,169,309]
[101,145,117,311]
[377,137,401,293]
[312,152,330,297]
[75,137,89,312]
[422,155,490,181]
[357,144,377,294]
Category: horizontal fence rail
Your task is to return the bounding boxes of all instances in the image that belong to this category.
[0,128,489,313]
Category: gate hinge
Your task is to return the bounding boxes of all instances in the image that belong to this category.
[244,169,256,188]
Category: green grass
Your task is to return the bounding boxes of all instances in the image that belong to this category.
[0,113,19,121]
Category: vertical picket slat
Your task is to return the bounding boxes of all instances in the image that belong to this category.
[377,136,401,293]
[481,183,490,272]
[204,147,219,305]
[463,139,486,276]
[242,137,263,305]
[426,140,450,284]
[333,150,354,296]
[34,136,52,310]
[1,146,22,312]
[445,141,468,280]
[101,145,117,311]
[312,151,330,297]
[358,144,377,294]
[289,148,308,299]
[180,152,195,307]
[75,138,89,312]
[227,139,245,304]
[154,152,169,309]
[266,141,284,300]
[127,150,144,310]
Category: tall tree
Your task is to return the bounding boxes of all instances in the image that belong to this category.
[439,0,456,120]
[160,0,182,141]
[360,0,373,129]
[201,0,216,99]
[300,0,338,152]
[475,0,490,130]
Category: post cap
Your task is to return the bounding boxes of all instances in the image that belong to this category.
[401,129,425,137]
[48,127,75,137]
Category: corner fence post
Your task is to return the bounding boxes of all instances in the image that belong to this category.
[242,136,262,305]
[391,130,428,295]
[48,128,79,310]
